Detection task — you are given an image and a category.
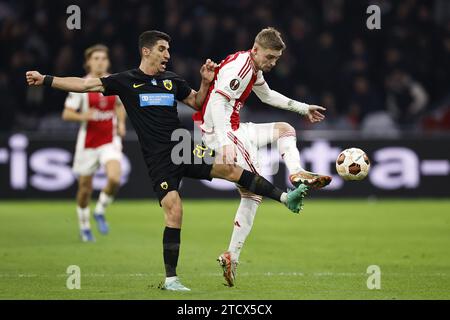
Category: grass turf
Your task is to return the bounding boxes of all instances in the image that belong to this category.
[0,199,449,299]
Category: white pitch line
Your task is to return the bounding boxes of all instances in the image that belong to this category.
[1,272,449,278]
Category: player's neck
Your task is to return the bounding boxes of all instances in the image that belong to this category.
[249,51,261,72]
[139,61,159,76]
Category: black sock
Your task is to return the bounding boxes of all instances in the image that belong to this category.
[237,170,283,202]
[163,227,181,277]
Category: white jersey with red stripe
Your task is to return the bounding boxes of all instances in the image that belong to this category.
[194,50,266,134]
[65,91,119,151]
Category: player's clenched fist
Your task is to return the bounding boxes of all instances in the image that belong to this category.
[26,71,44,86]
[200,59,217,83]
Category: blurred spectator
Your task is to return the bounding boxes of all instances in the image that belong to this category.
[361,111,399,136]
[307,31,340,92]
[350,76,383,118]
[385,69,429,126]
[0,0,448,133]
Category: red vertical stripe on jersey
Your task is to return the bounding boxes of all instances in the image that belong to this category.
[229,72,257,131]
[238,56,250,78]
[85,92,116,148]
[239,72,258,102]
[192,51,246,124]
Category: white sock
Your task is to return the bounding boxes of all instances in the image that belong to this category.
[94,191,114,215]
[277,135,304,174]
[280,192,288,204]
[228,197,260,262]
[77,206,91,231]
[165,276,177,283]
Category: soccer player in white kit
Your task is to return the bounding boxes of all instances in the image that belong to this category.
[62,45,126,242]
[193,28,332,286]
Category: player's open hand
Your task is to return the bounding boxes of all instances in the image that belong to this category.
[26,71,44,86]
[200,59,217,83]
[306,105,326,123]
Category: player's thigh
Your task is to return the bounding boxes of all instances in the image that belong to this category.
[228,126,260,175]
[99,142,122,169]
[184,142,214,181]
[73,148,100,176]
[248,122,277,148]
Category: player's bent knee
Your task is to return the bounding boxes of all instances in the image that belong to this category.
[164,206,182,227]
[275,122,296,136]
[161,191,183,223]
[222,164,242,182]
[108,175,121,187]
[211,164,239,182]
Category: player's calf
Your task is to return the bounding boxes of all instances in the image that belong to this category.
[76,176,93,208]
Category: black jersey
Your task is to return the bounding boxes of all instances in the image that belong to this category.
[100,69,192,166]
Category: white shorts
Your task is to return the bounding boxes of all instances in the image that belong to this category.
[202,122,276,175]
[73,137,123,176]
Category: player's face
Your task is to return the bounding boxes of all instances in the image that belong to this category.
[144,40,170,73]
[86,51,110,76]
[253,47,283,72]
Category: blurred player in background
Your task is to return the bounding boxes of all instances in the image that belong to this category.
[62,45,126,242]
[194,27,332,286]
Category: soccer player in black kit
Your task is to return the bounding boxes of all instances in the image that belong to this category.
[26,30,308,291]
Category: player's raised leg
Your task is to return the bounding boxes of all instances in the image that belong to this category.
[76,176,95,242]
[209,163,307,213]
[158,191,190,291]
[94,159,121,234]
[261,122,332,189]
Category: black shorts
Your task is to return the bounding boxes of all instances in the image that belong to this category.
[148,141,215,204]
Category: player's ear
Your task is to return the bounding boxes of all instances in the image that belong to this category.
[141,47,150,57]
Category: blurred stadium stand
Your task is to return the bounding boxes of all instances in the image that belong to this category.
[0,0,449,135]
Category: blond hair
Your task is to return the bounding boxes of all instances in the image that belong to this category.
[84,44,109,71]
[255,27,286,50]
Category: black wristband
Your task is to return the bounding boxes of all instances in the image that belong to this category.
[43,75,54,87]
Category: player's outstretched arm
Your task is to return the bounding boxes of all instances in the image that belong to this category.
[26,71,104,93]
[252,81,326,123]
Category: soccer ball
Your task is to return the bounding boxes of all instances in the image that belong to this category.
[335,148,370,181]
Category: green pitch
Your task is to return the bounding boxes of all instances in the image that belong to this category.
[0,199,449,300]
